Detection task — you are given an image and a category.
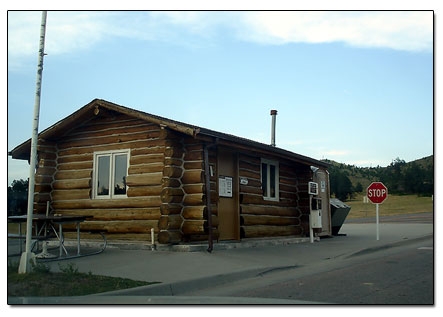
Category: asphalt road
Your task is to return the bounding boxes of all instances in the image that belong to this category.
[186,236,434,304]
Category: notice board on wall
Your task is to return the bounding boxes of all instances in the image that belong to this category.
[219,176,233,197]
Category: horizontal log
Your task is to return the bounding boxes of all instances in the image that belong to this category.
[240,225,302,238]
[52,197,161,209]
[239,185,263,195]
[239,160,260,172]
[38,151,57,160]
[239,154,261,166]
[52,189,91,201]
[54,169,92,180]
[58,161,93,171]
[36,167,56,176]
[239,169,260,180]
[279,191,298,200]
[128,163,164,174]
[158,215,183,230]
[240,205,300,217]
[34,184,52,193]
[58,131,161,150]
[183,184,205,195]
[67,123,158,140]
[161,187,184,197]
[127,185,162,197]
[54,208,161,221]
[185,144,203,151]
[131,146,164,156]
[161,178,181,188]
[130,154,164,165]
[34,192,50,203]
[183,230,220,242]
[181,170,204,184]
[240,194,297,206]
[35,175,53,184]
[164,147,184,158]
[183,161,203,170]
[279,183,298,192]
[184,150,203,161]
[164,158,183,167]
[161,194,184,204]
[160,204,183,215]
[158,230,182,244]
[58,140,163,156]
[57,153,93,164]
[240,214,300,226]
[75,118,153,133]
[181,217,218,235]
[77,220,159,234]
[38,159,56,168]
[163,166,183,178]
[126,172,163,186]
[182,205,218,219]
[52,179,91,190]
[279,177,298,186]
[183,193,210,206]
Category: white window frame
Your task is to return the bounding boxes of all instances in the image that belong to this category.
[93,149,130,199]
[261,158,279,201]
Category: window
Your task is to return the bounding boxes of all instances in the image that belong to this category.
[93,150,129,199]
[261,159,279,201]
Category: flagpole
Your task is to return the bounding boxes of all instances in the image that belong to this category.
[19,11,48,274]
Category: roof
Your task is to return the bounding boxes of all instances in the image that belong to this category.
[9,99,329,168]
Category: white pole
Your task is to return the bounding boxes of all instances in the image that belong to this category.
[18,11,47,274]
[376,203,379,241]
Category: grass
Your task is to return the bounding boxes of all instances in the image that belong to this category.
[8,260,158,297]
[345,193,434,219]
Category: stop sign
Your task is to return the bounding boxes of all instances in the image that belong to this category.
[367,182,388,204]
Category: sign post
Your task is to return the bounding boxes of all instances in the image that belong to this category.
[367,182,388,240]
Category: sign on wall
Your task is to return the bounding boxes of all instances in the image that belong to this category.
[219,176,233,197]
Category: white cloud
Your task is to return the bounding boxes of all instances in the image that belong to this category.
[7,10,432,69]
[239,11,432,51]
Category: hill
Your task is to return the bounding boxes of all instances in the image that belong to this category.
[322,155,434,200]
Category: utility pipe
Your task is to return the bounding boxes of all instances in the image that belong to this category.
[19,11,47,274]
[203,141,217,253]
[270,110,277,147]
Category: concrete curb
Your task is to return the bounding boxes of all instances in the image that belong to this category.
[98,266,298,296]
[346,234,433,258]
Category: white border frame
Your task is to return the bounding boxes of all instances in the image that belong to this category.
[93,149,130,199]
[261,158,279,201]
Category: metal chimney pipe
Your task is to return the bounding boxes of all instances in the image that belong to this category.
[270,109,277,147]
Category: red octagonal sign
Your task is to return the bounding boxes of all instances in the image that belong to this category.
[367,182,388,204]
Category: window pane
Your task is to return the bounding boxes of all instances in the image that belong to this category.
[97,156,110,196]
[114,154,128,195]
[270,164,276,197]
[261,163,268,197]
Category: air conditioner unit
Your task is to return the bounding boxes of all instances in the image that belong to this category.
[308,181,318,195]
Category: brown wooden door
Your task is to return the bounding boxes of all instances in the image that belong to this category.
[217,149,239,240]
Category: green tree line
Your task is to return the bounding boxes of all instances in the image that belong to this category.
[327,156,433,201]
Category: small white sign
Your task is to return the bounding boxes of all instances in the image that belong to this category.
[240,177,248,185]
[219,176,233,197]
[321,180,326,193]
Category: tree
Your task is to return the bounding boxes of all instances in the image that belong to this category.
[8,179,28,216]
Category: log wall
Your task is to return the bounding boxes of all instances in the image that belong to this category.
[238,153,311,238]
[51,112,164,240]
[180,137,219,242]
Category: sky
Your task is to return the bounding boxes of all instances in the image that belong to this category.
[5,9,434,185]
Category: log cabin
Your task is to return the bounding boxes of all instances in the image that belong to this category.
[9,99,331,246]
